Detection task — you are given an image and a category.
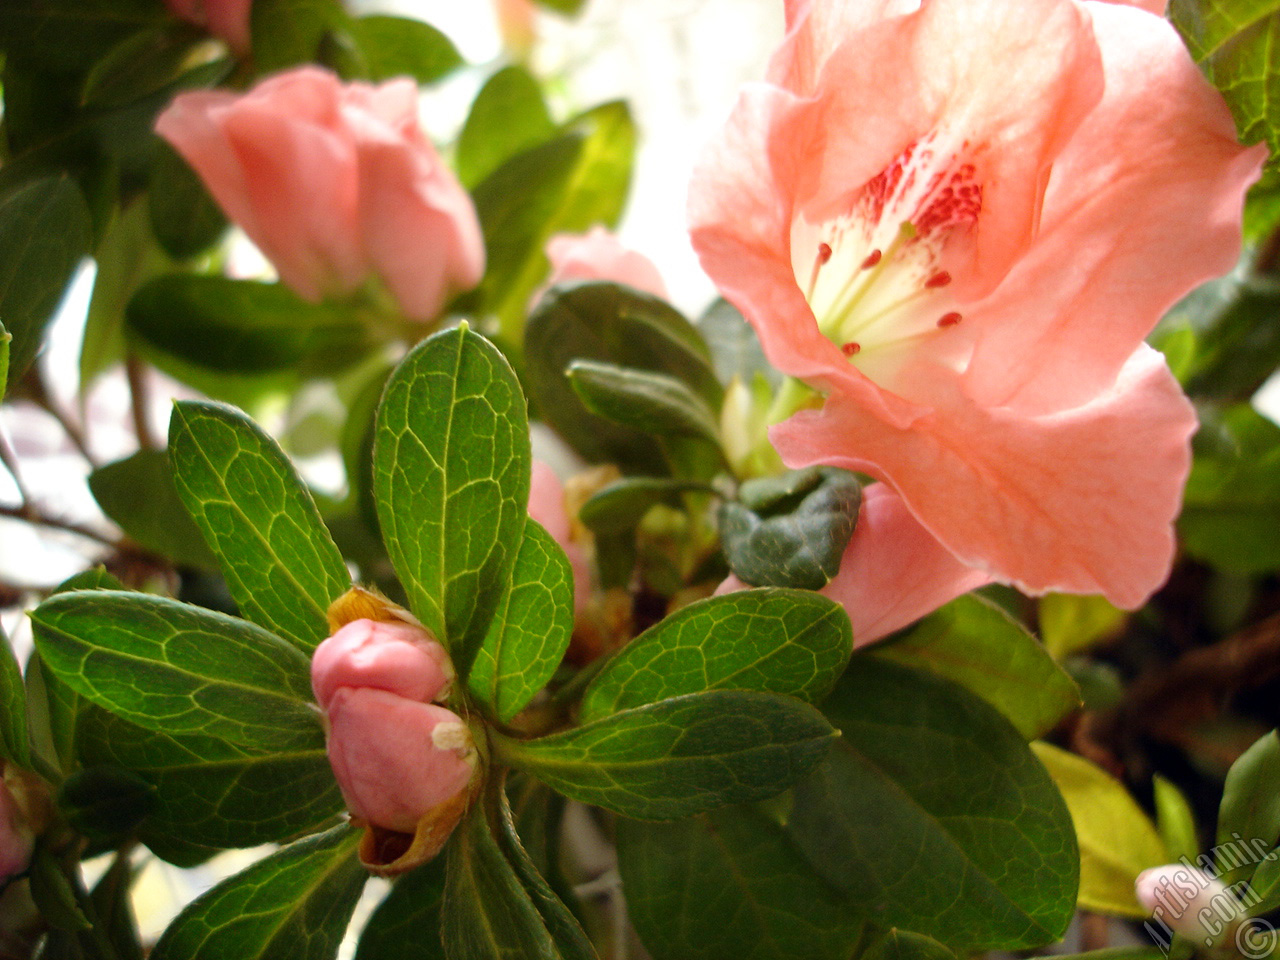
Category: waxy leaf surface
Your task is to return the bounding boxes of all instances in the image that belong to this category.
[374,325,530,674]
[505,691,838,820]
[580,589,852,723]
[468,519,574,723]
[31,591,321,750]
[170,400,350,651]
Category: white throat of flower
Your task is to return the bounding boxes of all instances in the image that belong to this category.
[791,137,982,382]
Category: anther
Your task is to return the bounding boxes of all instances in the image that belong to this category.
[818,242,833,264]
[925,271,952,288]
[860,249,882,270]
[841,342,862,356]
[937,312,962,328]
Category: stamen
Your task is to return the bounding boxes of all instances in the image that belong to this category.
[925,271,951,288]
[937,312,962,328]
[841,342,861,356]
[860,249,882,270]
[818,242,833,264]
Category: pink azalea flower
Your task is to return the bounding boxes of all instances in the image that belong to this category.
[165,0,252,54]
[529,460,593,616]
[690,0,1264,608]
[155,67,484,322]
[545,226,668,299]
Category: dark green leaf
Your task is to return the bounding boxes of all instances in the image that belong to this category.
[1153,775,1200,867]
[0,620,29,767]
[580,589,852,723]
[353,858,447,960]
[532,0,588,14]
[251,0,352,73]
[127,275,370,374]
[348,15,462,84]
[80,23,204,108]
[31,590,321,750]
[58,766,156,843]
[567,361,722,446]
[457,65,555,189]
[0,321,10,400]
[873,594,1080,740]
[29,845,90,932]
[579,477,708,534]
[0,0,163,72]
[89,450,219,569]
[150,824,365,960]
[443,806,563,960]
[76,707,342,851]
[524,281,719,473]
[1180,404,1280,573]
[89,853,145,960]
[720,467,861,590]
[373,324,530,674]
[0,177,92,381]
[1181,276,1280,402]
[786,658,1078,950]
[696,298,779,388]
[473,101,636,346]
[148,142,228,260]
[616,805,864,960]
[169,400,351,651]
[1217,730,1280,885]
[468,519,574,723]
[1171,0,1280,170]
[863,931,956,960]
[501,690,838,820]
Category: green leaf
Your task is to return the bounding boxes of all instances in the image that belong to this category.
[169,400,351,651]
[76,707,342,851]
[696,298,779,389]
[80,23,205,109]
[29,844,90,932]
[501,690,838,820]
[128,275,369,374]
[473,101,637,346]
[1181,276,1280,403]
[567,360,722,446]
[1038,593,1127,660]
[1032,742,1168,918]
[0,620,29,767]
[353,858,447,960]
[874,594,1080,740]
[524,281,719,474]
[0,176,92,381]
[150,824,366,960]
[457,65,555,189]
[863,931,956,960]
[786,657,1078,951]
[578,477,708,534]
[148,142,228,260]
[1217,730,1280,884]
[1170,0,1280,170]
[373,324,530,674]
[89,450,219,569]
[580,589,852,723]
[532,0,588,14]
[347,15,462,84]
[1180,404,1280,573]
[442,806,565,960]
[1153,775,1201,867]
[468,519,574,723]
[616,805,864,960]
[58,766,156,843]
[720,467,861,591]
[31,590,321,750]
[0,0,164,72]
[251,0,352,73]
[0,320,9,399]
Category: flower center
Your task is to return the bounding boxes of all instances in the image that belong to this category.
[792,138,982,377]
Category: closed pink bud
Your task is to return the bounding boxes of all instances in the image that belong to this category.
[325,688,476,834]
[155,67,484,322]
[0,779,32,881]
[311,618,453,710]
[544,226,667,299]
[164,0,252,54]
[1136,865,1242,944]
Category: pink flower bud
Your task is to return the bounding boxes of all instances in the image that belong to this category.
[0,778,32,882]
[164,0,252,54]
[1136,865,1242,945]
[325,688,476,834]
[311,618,453,710]
[155,67,484,322]
[544,226,667,299]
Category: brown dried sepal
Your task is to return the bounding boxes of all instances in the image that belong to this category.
[355,777,479,877]
[327,585,425,634]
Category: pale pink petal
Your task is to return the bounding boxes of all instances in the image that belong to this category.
[205,0,252,53]
[326,689,475,833]
[311,618,453,710]
[772,346,1196,608]
[545,226,667,298]
[822,484,991,645]
[528,461,572,545]
[962,1,1264,413]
